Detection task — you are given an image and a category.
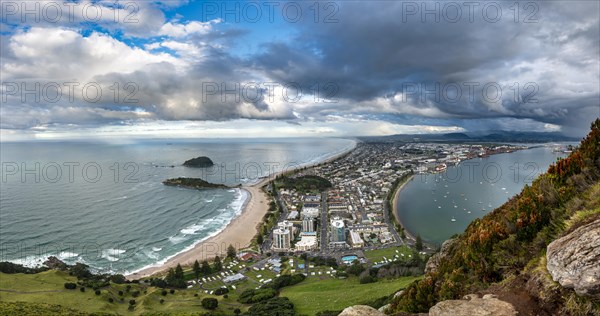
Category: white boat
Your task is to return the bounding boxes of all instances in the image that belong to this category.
[451,217,456,222]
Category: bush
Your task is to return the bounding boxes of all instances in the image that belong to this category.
[194,293,198,297]
[234,308,241,315]
[95,290,101,295]
[110,274,126,284]
[108,297,114,303]
[169,289,175,294]
[118,290,124,296]
[238,288,277,304]
[223,294,228,299]
[79,287,85,292]
[160,299,164,304]
[129,299,136,306]
[247,297,295,316]
[359,274,376,284]
[214,287,229,295]
[161,290,168,296]
[131,291,140,298]
[201,298,218,310]
[64,282,77,290]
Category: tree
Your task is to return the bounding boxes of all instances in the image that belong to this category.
[415,234,423,251]
[175,263,184,280]
[257,234,264,245]
[400,228,406,240]
[213,256,222,272]
[201,260,211,276]
[64,282,77,290]
[227,244,237,260]
[201,297,218,310]
[193,260,201,281]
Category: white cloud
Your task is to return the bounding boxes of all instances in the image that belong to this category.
[158,19,221,38]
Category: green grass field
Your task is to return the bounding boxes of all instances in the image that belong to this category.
[0,270,246,315]
[363,245,416,263]
[280,275,421,315]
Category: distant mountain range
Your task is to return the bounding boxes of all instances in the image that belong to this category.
[360,131,580,143]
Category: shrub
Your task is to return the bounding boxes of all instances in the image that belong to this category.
[214,287,229,295]
[110,274,126,284]
[64,282,77,290]
[234,308,241,315]
[95,290,101,295]
[238,288,277,304]
[108,297,114,303]
[169,289,175,294]
[79,287,85,292]
[247,297,295,315]
[118,290,124,296]
[201,298,218,310]
[129,299,136,306]
[131,291,140,298]
[161,290,168,296]
[160,299,164,304]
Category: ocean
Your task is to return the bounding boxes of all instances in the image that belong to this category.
[395,146,568,246]
[0,138,356,274]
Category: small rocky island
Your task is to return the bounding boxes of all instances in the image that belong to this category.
[183,156,214,168]
[163,177,229,190]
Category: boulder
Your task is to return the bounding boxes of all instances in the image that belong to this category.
[546,217,600,297]
[425,238,456,274]
[43,256,67,270]
[429,294,517,316]
[339,305,385,316]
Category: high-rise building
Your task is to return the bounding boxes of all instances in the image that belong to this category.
[302,216,315,233]
[277,220,294,241]
[331,218,346,242]
[272,228,291,250]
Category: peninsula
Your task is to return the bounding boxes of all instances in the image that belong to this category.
[163,177,229,190]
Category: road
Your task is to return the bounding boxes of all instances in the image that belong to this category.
[319,191,329,253]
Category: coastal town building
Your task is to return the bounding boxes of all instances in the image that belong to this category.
[331,218,346,243]
[277,221,295,241]
[302,216,316,233]
[295,232,318,251]
[272,227,291,250]
[349,230,365,248]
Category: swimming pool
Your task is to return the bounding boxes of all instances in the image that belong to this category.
[341,255,358,264]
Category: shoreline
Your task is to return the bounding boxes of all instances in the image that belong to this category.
[391,174,417,241]
[127,142,357,279]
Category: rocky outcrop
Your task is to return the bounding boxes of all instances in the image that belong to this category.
[43,256,67,270]
[429,294,517,316]
[338,305,385,316]
[425,238,456,274]
[546,217,600,297]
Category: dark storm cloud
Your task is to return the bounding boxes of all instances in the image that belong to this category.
[251,1,600,136]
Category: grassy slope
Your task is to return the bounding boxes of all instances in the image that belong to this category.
[280,275,421,315]
[0,270,246,315]
[391,119,600,314]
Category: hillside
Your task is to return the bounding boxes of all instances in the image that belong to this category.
[390,119,600,315]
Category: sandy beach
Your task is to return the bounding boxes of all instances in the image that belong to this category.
[391,174,417,241]
[128,145,356,279]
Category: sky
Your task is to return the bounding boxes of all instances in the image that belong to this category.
[1,0,599,140]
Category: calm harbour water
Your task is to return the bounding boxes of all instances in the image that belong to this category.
[0,138,355,274]
[396,146,567,245]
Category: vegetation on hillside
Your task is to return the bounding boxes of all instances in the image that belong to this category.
[163,177,229,189]
[274,175,332,193]
[391,119,600,314]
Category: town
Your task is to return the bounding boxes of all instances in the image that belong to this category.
[257,141,527,264]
